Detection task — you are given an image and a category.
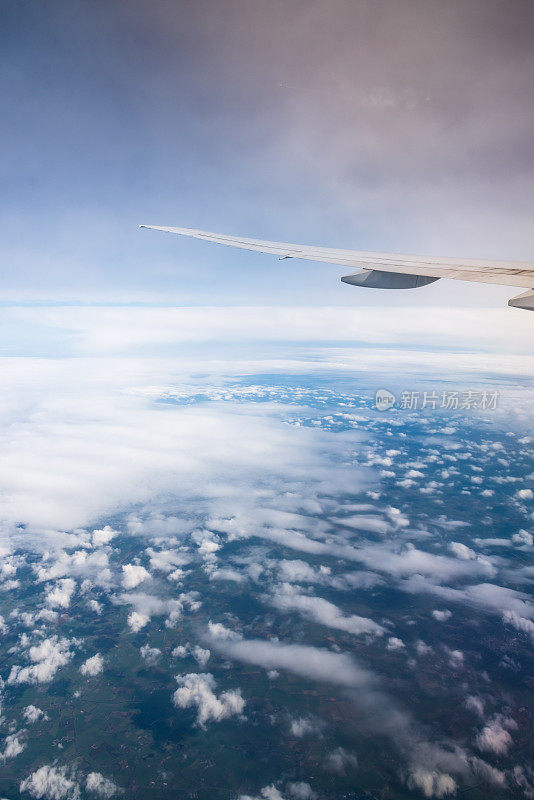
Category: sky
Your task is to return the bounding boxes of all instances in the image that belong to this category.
[1,0,534,308]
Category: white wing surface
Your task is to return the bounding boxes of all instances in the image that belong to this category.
[139,224,534,308]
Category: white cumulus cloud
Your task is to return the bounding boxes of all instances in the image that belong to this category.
[23,705,48,724]
[45,578,76,609]
[448,542,476,560]
[8,636,76,685]
[91,526,117,547]
[80,654,104,677]
[1,731,27,760]
[325,747,358,775]
[140,645,161,666]
[192,646,210,668]
[121,564,150,590]
[407,768,457,798]
[475,716,516,755]
[85,772,121,798]
[127,611,150,633]
[512,529,533,546]
[173,672,245,727]
[432,610,452,622]
[502,609,534,641]
[387,637,405,651]
[20,764,81,799]
[287,783,316,800]
[289,717,321,738]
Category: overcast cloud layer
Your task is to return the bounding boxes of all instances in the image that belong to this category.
[1,0,534,306]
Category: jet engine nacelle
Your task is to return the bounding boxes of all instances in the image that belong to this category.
[341,269,439,289]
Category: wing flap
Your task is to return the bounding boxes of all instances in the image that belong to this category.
[139,225,534,289]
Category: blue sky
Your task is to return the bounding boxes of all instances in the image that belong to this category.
[1,0,534,308]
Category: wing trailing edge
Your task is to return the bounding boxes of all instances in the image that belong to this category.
[139,224,534,310]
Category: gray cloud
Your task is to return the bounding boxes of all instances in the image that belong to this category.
[475,715,517,756]
[402,578,534,626]
[266,583,386,638]
[2,0,534,305]
[207,624,376,688]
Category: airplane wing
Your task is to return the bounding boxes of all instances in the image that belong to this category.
[139,224,534,310]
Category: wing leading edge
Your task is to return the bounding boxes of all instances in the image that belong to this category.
[139,224,534,310]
